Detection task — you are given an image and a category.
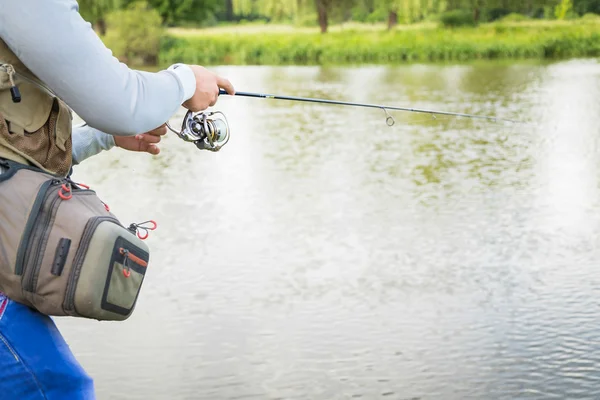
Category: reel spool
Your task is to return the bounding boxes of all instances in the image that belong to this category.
[167,110,230,152]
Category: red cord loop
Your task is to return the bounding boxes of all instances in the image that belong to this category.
[120,248,132,278]
[119,247,148,278]
[58,183,72,200]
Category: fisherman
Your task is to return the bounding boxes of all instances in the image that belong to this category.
[0,1,234,398]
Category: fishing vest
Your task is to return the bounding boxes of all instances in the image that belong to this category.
[0,38,72,177]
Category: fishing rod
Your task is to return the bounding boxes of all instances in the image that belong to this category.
[167,88,525,152]
[218,89,524,125]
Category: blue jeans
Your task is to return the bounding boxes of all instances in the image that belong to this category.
[0,293,96,399]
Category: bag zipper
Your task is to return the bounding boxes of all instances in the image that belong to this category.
[14,179,61,275]
[64,215,124,313]
[20,182,66,292]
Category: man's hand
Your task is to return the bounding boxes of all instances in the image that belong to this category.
[113,124,167,155]
[183,66,235,112]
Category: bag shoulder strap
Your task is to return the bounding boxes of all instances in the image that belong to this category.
[0,158,58,183]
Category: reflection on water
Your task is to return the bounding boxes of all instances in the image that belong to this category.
[57,59,600,399]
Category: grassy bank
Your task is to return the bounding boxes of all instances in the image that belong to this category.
[159,19,600,66]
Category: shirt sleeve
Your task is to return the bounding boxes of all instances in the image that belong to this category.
[0,0,196,137]
[70,123,116,165]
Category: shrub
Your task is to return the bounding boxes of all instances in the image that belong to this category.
[581,13,600,22]
[500,13,531,22]
[294,12,318,27]
[365,8,388,24]
[486,8,511,22]
[103,1,165,65]
[439,10,477,28]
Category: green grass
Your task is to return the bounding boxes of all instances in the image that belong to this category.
[159,19,600,66]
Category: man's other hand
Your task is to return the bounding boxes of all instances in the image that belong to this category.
[113,124,167,155]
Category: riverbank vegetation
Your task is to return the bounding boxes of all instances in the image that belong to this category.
[79,0,600,66]
[160,19,600,65]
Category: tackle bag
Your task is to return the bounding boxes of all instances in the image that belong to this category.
[0,159,151,321]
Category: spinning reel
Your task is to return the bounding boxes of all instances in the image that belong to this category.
[166,110,230,152]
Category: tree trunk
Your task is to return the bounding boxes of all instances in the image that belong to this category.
[96,18,107,36]
[387,10,398,30]
[225,0,234,21]
[473,7,480,22]
[315,0,328,33]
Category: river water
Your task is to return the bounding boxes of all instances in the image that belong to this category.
[58,59,600,399]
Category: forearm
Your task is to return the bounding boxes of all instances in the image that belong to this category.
[0,0,195,136]
[71,124,116,165]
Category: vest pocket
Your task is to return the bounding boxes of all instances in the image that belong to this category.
[14,178,61,276]
[0,66,72,176]
[103,237,148,315]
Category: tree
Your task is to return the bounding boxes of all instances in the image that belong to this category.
[375,0,400,29]
[315,0,332,32]
[103,1,165,64]
[314,0,356,33]
[122,0,222,25]
[472,0,482,21]
[573,0,600,14]
[225,0,234,20]
[78,0,123,35]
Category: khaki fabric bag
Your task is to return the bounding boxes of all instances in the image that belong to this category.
[0,159,151,321]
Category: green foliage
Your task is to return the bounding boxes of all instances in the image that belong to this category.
[231,0,311,22]
[574,0,600,15]
[440,9,477,27]
[77,0,122,33]
[159,21,600,66]
[121,0,221,26]
[351,6,370,22]
[500,12,531,22]
[224,0,600,26]
[365,8,388,23]
[103,1,165,65]
[555,0,574,19]
[76,0,600,31]
[295,12,319,27]
[485,8,511,21]
[581,12,600,20]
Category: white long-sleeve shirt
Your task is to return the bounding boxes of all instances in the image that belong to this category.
[0,0,197,164]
